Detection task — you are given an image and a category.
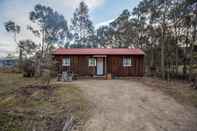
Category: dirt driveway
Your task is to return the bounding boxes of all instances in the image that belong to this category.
[72,80,197,131]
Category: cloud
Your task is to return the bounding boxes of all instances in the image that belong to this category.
[0,33,16,57]
[35,0,104,10]
[95,18,115,29]
[64,0,104,9]
[0,47,16,58]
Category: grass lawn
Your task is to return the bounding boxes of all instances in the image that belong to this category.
[0,72,91,131]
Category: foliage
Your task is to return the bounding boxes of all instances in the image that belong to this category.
[96,26,113,47]
[22,59,35,77]
[4,21,20,35]
[29,4,68,46]
[18,39,37,57]
[69,1,95,48]
[109,9,132,48]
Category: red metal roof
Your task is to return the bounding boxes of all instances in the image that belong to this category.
[53,48,145,55]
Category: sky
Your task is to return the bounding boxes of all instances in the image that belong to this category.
[0,0,141,57]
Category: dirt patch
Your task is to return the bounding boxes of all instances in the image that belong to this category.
[17,85,54,94]
[72,79,197,131]
[15,85,55,101]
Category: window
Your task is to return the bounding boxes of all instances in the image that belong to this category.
[62,57,70,66]
[123,57,132,67]
[89,58,96,67]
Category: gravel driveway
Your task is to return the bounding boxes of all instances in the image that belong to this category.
[73,80,197,131]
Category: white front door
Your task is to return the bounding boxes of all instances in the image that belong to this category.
[97,58,103,75]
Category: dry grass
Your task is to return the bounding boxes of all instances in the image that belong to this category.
[0,72,91,131]
[138,77,197,108]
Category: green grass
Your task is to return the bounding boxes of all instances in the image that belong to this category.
[0,73,91,131]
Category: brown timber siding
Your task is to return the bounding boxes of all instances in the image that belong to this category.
[55,55,96,76]
[107,55,144,76]
[55,55,144,77]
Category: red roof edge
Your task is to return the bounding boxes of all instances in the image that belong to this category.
[53,48,145,55]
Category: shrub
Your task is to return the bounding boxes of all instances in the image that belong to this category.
[22,59,35,77]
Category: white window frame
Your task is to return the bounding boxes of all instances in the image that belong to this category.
[62,57,70,66]
[88,58,96,67]
[123,57,132,67]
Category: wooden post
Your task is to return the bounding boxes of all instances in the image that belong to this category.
[105,57,107,79]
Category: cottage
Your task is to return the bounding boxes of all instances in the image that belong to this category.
[53,48,144,78]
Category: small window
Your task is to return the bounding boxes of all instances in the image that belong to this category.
[62,57,70,66]
[89,58,96,67]
[123,57,132,67]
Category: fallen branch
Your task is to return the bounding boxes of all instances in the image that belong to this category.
[62,115,74,131]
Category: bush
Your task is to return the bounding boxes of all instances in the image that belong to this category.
[40,69,51,86]
[22,59,35,77]
[40,55,58,86]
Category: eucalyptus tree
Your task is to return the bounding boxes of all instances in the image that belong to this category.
[70,1,95,48]
[133,0,175,79]
[109,9,132,48]
[131,0,157,75]
[174,1,197,79]
[4,21,23,69]
[29,4,68,57]
[29,4,68,76]
[168,0,184,75]
[145,25,160,71]
[189,2,197,79]
[132,1,148,49]
[152,0,174,79]
[96,26,108,47]
[130,0,197,80]
[159,0,197,79]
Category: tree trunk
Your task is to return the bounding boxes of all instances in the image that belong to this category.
[41,27,45,58]
[14,32,23,72]
[189,23,196,80]
[18,48,23,71]
[150,43,154,67]
[175,45,179,75]
[161,27,165,79]
[36,27,45,77]
[175,26,179,76]
[183,28,189,79]
[161,1,167,80]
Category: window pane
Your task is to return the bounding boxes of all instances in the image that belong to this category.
[128,58,131,65]
[89,58,96,66]
[123,57,132,67]
[63,57,70,66]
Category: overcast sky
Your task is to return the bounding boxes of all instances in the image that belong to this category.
[0,0,140,57]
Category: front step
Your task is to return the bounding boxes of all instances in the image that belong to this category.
[93,75,106,79]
